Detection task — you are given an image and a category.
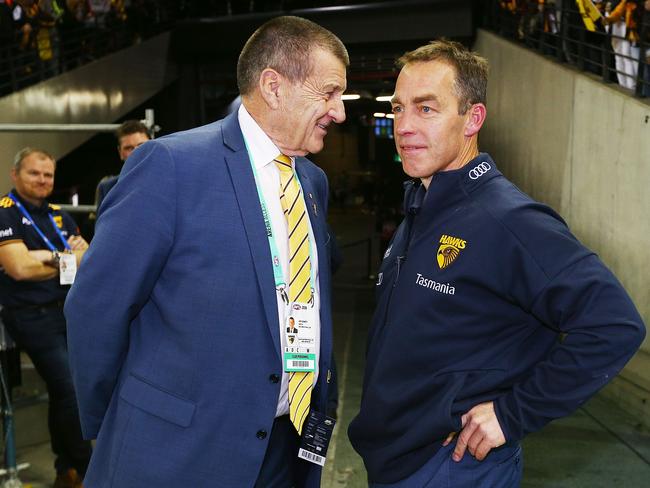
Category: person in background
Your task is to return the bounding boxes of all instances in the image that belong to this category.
[0,147,91,488]
[603,0,650,91]
[94,119,150,215]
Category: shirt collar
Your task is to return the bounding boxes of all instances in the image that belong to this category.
[238,104,291,170]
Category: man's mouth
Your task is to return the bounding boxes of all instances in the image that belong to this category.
[400,145,426,152]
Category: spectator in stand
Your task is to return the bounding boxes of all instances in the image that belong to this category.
[605,1,635,88]
[60,0,93,66]
[12,0,38,83]
[0,0,18,93]
[10,0,61,82]
[603,0,650,91]
[574,0,610,75]
[33,0,62,78]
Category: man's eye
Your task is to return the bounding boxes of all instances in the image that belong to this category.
[421,106,431,113]
[392,106,402,113]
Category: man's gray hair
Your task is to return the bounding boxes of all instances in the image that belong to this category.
[237,16,349,96]
[13,147,56,171]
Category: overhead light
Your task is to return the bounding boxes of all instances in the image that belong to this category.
[373,112,386,118]
[386,114,395,119]
[342,94,361,100]
[375,95,393,102]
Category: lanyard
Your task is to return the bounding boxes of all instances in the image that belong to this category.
[8,192,71,252]
[242,140,316,303]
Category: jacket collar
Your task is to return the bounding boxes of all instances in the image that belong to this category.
[418,152,501,214]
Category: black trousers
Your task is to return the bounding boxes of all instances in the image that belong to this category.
[1,305,92,475]
[255,415,312,488]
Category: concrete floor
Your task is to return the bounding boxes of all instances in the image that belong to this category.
[3,209,650,487]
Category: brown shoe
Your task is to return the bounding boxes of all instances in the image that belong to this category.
[53,468,83,488]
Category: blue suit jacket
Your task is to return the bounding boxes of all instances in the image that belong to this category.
[65,112,334,487]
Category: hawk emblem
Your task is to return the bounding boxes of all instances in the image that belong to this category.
[437,244,460,269]
[437,234,467,269]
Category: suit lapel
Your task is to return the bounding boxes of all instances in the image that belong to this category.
[223,114,282,360]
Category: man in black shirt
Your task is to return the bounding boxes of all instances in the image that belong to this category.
[0,147,91,488]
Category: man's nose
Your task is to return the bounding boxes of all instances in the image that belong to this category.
[395,111,415,136]
[330,98,346,124]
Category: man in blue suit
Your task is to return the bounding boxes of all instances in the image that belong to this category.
[64,15,348,487]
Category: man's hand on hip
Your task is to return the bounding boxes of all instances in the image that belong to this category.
[450,401,506,462]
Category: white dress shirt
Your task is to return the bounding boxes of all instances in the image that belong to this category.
[238,104,321,417]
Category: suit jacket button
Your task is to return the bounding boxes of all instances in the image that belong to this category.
[269,374,280,383]
[256,430,267,440]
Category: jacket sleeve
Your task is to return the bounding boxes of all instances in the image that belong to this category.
[64,141,176,439]
[494,252,646,442]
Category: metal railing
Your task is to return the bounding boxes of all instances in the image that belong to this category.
[484,0,650,98]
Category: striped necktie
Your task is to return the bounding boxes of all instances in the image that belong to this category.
[274,154,314,434]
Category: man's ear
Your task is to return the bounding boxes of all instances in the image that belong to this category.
[464,103,486,138]
[259,68,282,110]
[10,168,17,183]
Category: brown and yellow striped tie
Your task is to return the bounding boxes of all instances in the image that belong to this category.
[274,154,314,434]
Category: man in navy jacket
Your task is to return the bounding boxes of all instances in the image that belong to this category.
[65,16,348,487]
[348,40,645,487]
[94,120,150,215]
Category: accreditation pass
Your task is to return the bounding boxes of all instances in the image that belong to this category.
[283,302,317,372]
[59,252,77,285]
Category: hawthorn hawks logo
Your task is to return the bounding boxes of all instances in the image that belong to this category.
[437,234,467,269]
[0,197,15,208]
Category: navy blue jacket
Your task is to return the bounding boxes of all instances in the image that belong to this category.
[348,154,645,484]
[95,175,118,215]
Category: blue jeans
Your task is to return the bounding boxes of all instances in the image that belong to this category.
[370,442,522,488]
[1,305,91,475]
